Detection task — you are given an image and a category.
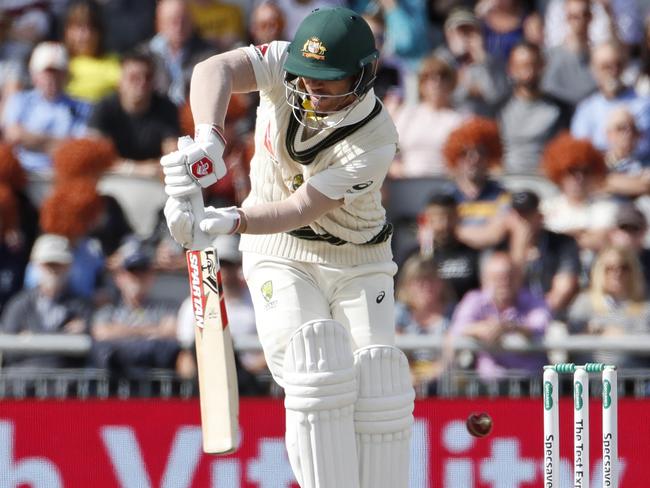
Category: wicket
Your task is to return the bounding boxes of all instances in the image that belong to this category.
[543,363,618,488]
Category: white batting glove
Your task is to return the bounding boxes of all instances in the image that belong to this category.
[200,206,242,236]
[163,197,195,248]
[161,124,227,199]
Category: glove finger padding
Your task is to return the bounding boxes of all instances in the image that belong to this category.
[164,197,195,248]
[160,150,185,168]
[164,173,196,187]
[199,206,241,235]
[165,182,201,199]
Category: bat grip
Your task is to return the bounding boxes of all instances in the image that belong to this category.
[188,190,212,251]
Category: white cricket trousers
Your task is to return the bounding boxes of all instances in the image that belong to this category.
[242,252,398,384]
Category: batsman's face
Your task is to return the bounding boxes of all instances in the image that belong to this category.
[300,76,356,113]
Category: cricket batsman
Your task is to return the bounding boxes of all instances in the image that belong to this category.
[161,7,415,487]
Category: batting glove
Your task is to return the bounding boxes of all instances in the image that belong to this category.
[161,124,227,198]
[200,206,243,236]
[163,197,195,248]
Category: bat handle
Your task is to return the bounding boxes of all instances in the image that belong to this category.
[188,190,212,251]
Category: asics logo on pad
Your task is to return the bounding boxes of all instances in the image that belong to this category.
[376,291,386,303]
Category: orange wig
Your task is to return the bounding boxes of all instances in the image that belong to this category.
[0,144,26,191]
[40,179,104,240]
[442,117,503,169]
[541,132,607,185]
[52,137,117,182]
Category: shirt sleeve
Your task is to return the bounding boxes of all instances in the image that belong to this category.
[307,144,396,204]
[240,40,290,95]
[448,291,483,337]
[1,92,23,127]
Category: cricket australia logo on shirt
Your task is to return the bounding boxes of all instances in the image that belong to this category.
[261,280,277,310]
[301,37,327,60]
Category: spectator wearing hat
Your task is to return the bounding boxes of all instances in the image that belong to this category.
[0,234,91,368]
[1,41,91,173]
[498,42,571,175]
[176,234,266,392]
[508,189,581,317]
[435,8,509,117]
[608,203,650,289]
[91,236,180,377]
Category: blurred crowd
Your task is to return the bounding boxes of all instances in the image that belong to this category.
[3,0,650,395]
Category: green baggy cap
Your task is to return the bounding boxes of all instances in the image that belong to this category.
[285,7,378,81]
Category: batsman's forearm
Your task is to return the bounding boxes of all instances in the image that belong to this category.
[238,183,342,235]
[189,50,257,128]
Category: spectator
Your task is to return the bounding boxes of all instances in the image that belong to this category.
[62,0,121,104]
[1,41,90,173]
[404,192,480,302]
[634,15,650,97]
[100,0,157,54]
[607,203,650,289]
[475,0,537,64]
[188,0,245,50]
[176,235,267,392]
[32,180,107,303]
[499,42,570,174]
[49,137,133,257]
[395,254,453,390]
[91,236,180,377]
[603,107,650,200]
[391,55,463,177]
[508,190,581,318]
[249,1,287,45]
[0,144,39,259]
[88,49,180,178]
[567,245,650,368]
[443,117,512,249]
[541,0,598,108]
[362,11,402,103]
[544,0,639,49]
[0,12,27,121]
[278,0,343,39]
[449,250,550,379]
[540,133,620,254]
[435,8,510,117]
[571,41,650,160]
[0,234,91,368]
[349,0,432,67]
[1,2,52,64]
[146,0,216,105]
[0,186,26,315]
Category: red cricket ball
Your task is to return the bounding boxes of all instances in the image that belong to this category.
[466,412,493,438]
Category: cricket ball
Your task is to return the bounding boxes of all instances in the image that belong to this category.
[466,412,493,438]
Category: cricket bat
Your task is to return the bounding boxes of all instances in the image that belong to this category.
[186,190,239,454]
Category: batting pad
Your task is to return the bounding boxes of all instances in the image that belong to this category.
[354,346,415,488]
[283,320,360,488]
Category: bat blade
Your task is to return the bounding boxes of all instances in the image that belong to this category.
[187,247,239,454]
